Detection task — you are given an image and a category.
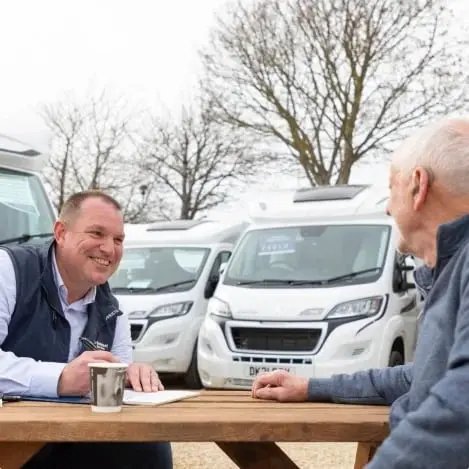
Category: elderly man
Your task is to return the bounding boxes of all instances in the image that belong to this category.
[252,117,469,468]
[0,190,172,469]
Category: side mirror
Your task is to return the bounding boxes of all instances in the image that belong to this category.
[393,255,416,292]
[400,257,416,289]
[219,262,227,275]
[204,268,223,300]
[204,274,218,299]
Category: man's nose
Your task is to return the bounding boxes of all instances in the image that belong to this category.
[99,236,114,255]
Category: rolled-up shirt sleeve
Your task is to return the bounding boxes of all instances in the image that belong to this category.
[110,310,133,364]
[0,249,65,397]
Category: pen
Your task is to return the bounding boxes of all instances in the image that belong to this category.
[80,337,99,351]
[0,393,22,406]
[3,395,22,402]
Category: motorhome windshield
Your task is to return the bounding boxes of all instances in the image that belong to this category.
[224,223,391,288]
[109,246,211,294]
[0,167,55,244]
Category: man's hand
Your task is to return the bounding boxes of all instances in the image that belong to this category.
[126,363,164,392]
[251,370,309,402]
[57,351,120,396]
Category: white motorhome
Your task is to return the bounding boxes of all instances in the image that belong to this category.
[108,219,249,388]
[0,134,56,245]
[197,185,422,390]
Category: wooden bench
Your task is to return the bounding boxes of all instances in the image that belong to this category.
[0,390,389,469]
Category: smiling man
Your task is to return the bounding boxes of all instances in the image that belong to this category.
[0,190,172,469]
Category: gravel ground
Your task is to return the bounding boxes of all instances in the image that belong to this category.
[172,442,357,468]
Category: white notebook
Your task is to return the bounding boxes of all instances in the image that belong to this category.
[123,389,199,406]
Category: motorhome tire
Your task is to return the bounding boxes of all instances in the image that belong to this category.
[389,350,404,367]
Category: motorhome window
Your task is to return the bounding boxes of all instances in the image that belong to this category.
[109,247,210,291]
[0,168,55,243]
[224,224,391,287]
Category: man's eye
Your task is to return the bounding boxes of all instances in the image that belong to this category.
[89,231,103,237]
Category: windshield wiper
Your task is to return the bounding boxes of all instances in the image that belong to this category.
[111,279,196,294]
[237,269,381,287]
[153,279,196,292]
[237,279,307,286]
[0,232,53,245]
[318,268,381,284]
[111,287,156,293]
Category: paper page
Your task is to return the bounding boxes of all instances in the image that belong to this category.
[123,389,199,406]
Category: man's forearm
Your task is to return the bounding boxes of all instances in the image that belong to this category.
[308,363,413,406]
[0,350,66,397]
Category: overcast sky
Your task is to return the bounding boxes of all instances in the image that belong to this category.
[1,0,467,216]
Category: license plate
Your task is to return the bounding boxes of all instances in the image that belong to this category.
[246,365,293,377]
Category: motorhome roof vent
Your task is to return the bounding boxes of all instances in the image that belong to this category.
[146,219,212,232]
[293,184,370,203]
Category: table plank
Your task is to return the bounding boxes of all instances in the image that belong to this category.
[217,442,300,469]
[0,396,389,443]
[5,401,389,413]
[0,392,388,469]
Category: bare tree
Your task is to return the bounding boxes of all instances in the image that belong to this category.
[119,179,170,223]
[140,97,257,220]
[41,101,84,211]
[201,0,468,185]
[41,90,157,220]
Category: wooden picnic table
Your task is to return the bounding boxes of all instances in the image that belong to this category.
[0,390,389,469]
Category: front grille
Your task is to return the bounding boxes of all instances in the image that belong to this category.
[232,355,313,365]
[230,327,321,352]
[130,324,143,341]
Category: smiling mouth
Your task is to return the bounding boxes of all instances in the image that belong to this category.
[90,256,111,267]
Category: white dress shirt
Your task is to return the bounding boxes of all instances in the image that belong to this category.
[0,248,132,397]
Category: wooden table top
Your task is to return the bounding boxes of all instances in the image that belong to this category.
[0,391,390,443]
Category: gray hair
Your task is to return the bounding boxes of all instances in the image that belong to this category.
[391,117,469,194]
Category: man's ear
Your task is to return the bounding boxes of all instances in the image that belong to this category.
[411,167,430,211]
[54,219,66,245]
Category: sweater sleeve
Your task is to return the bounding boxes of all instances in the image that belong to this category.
[308,363,413,405]
[365,258,469,469]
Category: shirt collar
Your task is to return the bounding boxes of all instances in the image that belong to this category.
[414,213,469,296]
[414,264,433,299]
[435,213,469,263]
[51,248,96,306]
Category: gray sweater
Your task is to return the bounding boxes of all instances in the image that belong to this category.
[308,214,469,469]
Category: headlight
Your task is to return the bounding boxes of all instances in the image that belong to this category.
[207,297,232,318]
[326,296,384,319]
[127,310,147,319]
[128,301,193,319]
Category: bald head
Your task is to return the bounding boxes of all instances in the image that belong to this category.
[387,117,469,266]
[391,117,469,195]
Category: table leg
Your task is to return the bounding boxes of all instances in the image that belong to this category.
[0,442,44,469]
[354,442,379,469]
[216,442,300,469]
